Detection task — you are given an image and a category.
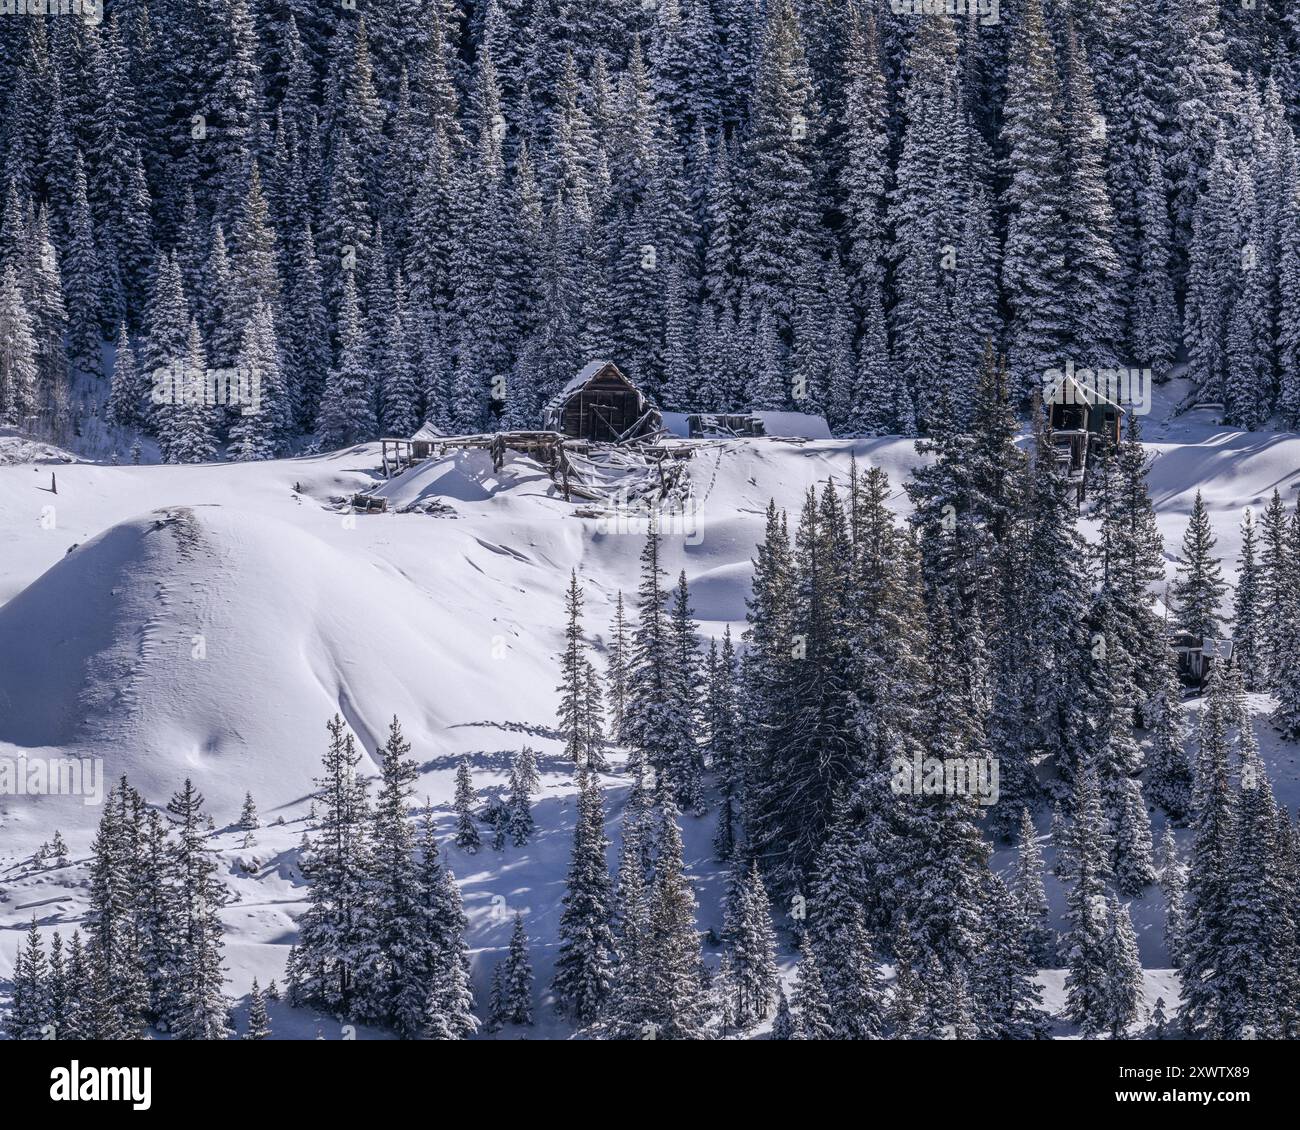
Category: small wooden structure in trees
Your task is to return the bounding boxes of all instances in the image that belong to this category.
[1044,371,1125,477]
[1170,631,1234,691]
[541,360,662,443]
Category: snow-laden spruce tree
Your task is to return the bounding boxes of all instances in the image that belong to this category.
[973,873,1048,1040]
[1102,897,1143,1039]
[453,757,481,851]
[1063,767,1113,1037]
[557,570,601,766]
[1272,501,1300,740]
[506,757,535,846]
[229,300,289,460]
[643,801,708,1039]
[1179,665,1238,1037]
[106,324,149,432]
[416,813,478,1040]
[0,265,39,427]
[316,270,377,449]
[665,569,704,811]
[624,519,696,806]
[4,919,50,1040]
[359,715,422,1031]
[489,912,534,1028]
[605,591,632,745]
[1172,491,1227,641]
[809,793,882,1039]
[296,715,373,1013]
[999,0,1070,400]
[166,779,231,1039]
[1218,744,1292,1038]
[790,936,833,1041]
[244,978,271,1040]
[552,766,616,1025]
[1012,807,1054,964]
[1232,507,1265,689]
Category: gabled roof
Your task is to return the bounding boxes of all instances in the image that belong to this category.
[1044,372,1125,412]
[411,420,445,442]
[543,360,639,417]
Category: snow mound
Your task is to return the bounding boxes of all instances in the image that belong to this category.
[0,426,81,466]
[0,505,510,818]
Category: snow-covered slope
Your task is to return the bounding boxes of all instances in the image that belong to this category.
[2,403,1299,1035]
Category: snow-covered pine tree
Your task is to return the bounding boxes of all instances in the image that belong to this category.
[106,323,148,432]
[644,800,707,1039]
[1063,767,1113,1037]
[557,569,595,764]
[244,978,271,1039]
[1232,507,1265,690]
[790,936,833,1041]
[1218,743,1292,1038]
[1171,491,1227,641]
[1012,807,1054,964]
[605,591,632,745]
[506,756,535,847]
[664,569,704,810]
[165,779,231,1039]
[453,757,481,851]
[1102,897,1143,1039]
[490,912,534,1028]
[725,860,778,1027]
[999,0,1070,401]
[228,300,289,460]
[770,985,794,1040]
[552,766,616,1025]
[361,715,423,1032]
[973,873,1049,1040]
[1146,654,1195,822]
[887,913,921,1040]
[158,319,218,464]
[1272,500,1300,740]
[316,270,377,448]
[809,793,882,1039]
[415,813,478,1040]
[1179,665,1239,1037]
[0,265,38,427]
[4,918,50,1040]
[238,791,259,831]
[295,715,372,1014]
[707,626,739,860]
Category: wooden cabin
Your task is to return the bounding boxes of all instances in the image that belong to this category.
[1044,371,1124,475]
[542,361,662,443]
[1170,631,1234,690]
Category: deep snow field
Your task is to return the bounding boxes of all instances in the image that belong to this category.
[2,379,1298,1038]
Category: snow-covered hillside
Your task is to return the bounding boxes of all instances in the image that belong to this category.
[2,391,1299,1037]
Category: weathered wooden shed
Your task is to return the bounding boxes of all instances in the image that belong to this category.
[542,361,661,443]
[1170,631,1234,690]
[1044,372,1124,475]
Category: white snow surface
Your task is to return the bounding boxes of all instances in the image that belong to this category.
[1,383,1299,1038]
